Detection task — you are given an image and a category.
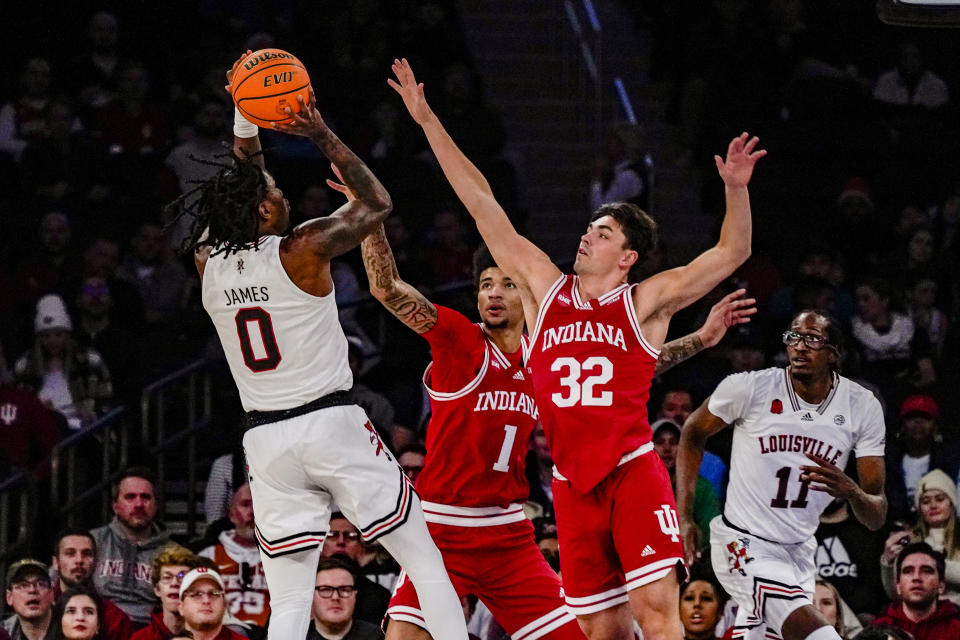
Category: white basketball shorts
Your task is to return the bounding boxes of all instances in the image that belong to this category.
[242,403,414,558]
[709,515,816,640]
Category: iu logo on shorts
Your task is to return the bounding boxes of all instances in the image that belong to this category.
[654,504,680,542]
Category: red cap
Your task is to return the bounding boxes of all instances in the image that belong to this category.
[900,394,939,419]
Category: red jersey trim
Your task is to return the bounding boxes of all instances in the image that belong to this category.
[570,277,593,309]
[423,344,490,402]
[622,285,660,358]
[597,282,630,305]
[529,274,568,347]
[485,332,530,369]
[421,501,527,527]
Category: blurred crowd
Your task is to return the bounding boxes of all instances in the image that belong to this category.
[2,2,960,640]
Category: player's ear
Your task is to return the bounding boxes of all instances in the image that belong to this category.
[257,200,271,221]
[619,249,638,271]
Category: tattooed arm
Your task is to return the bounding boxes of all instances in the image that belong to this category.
[273,89,392,260]
[654,288,756,375]
[361,225,437,334]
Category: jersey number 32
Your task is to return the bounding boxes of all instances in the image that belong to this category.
[550,356,613,407]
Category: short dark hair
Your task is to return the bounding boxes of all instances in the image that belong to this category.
[854,625,916,640]
[317,555,357,583]
[682,562,729,607]
[896,541,945,581]
[54,528,97,557]
[589,203,657,283]
[397,444,427,458]
[472,242,498,290]
[790,310,845,372]
[111,466,156,501]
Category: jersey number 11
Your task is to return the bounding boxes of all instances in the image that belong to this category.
[770,466,810,509]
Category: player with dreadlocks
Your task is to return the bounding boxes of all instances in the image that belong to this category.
[168,54,469,640]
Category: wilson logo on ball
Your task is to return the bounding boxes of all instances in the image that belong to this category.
[230,48,312,127]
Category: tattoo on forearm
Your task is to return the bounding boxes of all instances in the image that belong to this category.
[383,292,437,333]
[312,130,390,207]
[361,227,437,333]
[655,333,704,375]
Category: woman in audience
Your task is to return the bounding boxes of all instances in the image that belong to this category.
[46,585,104,640]
[814,579,864,639]
[679,568,727,640]
[881,469,960,604]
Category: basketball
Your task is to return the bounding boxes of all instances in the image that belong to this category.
[229,48,312,127]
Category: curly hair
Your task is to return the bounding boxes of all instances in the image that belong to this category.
[163,149,267,258]
[150,543,202,587]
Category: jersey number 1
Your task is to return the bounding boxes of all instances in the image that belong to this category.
[236,308,282,372]
[770,466,810,509]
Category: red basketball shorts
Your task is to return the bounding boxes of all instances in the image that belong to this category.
[552,445,685,615]
[388,517,582,640]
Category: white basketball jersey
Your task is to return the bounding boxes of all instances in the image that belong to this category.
[201,235,352,411]
[709,367,885,544]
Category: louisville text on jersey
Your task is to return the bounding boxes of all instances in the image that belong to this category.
[540,321,627,352]
[757,433,843,465]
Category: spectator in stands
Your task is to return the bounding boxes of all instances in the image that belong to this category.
[678,567,727,640]
[651,418,720,551]
[852,276,935,397]
[70,12,122,110]
[423,208,474,287]
[533,517,560,574]
[19,100,104,210]
[77,236,146,327]
[884,394,959,523]
[198,484,269,630]
[309,557,382,640]
[92,62,169,157]
[0,58,53,162]
[14,211,80,312]
[853,626,913,640]
[0,351,61,475]
[320,514,389,626]
[72,274,142,404]
[873,42,950,110]
[873,543,960,640]
[523,424,554,520]
[344,335,394,444]
[47,585,104,640]
[396,445,425,484]
[589,123,647,212]
[3,558,55,640]
[131,544,202,640]
[293,184,333,226]
[815,498,886,618]
[656,388,726,499]
[905,276,947,360]
[882,469,960,604]
[176,569,245,640]
[13,293,113,430]
[51,528,135,640]
[115,222,189,328]
[203,447,245,526]
[91,467,171,625]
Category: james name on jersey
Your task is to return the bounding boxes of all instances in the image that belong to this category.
[222,286,270,306]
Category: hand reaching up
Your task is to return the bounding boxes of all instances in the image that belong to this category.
[715,132,766,188]
[388,58,434,126]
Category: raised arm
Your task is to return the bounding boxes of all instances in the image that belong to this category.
[636,134,766,320]
[655,288,756,375]
[361,225,438,334]
[677,399,729,565]
[273,90,391,259]
[388,58,560,304]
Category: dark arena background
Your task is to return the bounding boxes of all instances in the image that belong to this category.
[2,1,960,638]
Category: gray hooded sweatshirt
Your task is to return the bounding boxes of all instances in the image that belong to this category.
[91,518,170,624]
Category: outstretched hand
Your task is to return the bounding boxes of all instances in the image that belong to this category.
[387,58,434,126]
[698,288,757,348]
[225,50,253,93]
[800,452,860,500]
[271,88,328,138]
[715,132,766,188]
[326,163,356,202]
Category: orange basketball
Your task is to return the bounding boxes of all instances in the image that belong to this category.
[230,49,312,127]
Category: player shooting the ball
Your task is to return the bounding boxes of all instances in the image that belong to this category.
[164,51,469,640]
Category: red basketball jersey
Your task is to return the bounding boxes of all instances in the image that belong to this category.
[416,306,536,510]
[527,275,658,493]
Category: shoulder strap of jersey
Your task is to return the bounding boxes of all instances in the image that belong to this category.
[422,334,491,402]
[528,273,570,347]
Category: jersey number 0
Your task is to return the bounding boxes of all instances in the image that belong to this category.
[236,308,282,372]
